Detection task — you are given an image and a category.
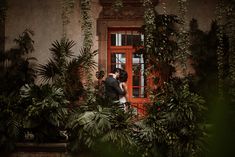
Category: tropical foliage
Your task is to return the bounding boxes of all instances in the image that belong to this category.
[67,104,137,155]
[136,79,207,157]
[0,29,37,152]
[0,29,36,96]
[0,95,22,152]
[19,84,69,142]
[38,38,97,103]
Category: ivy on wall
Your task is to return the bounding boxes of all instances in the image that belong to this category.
[80,0,93,50]
[80,0,96,102]
[60,0,75,37]
[112,0,123,12]
[225,0,235,103]
[143,0,156,55]
[215,0,225,98]
[176,0,190,75]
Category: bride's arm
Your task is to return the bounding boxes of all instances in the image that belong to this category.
[121,82,128,101]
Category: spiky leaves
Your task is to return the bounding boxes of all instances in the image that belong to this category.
[38,38,75,84]
[38,38,97,102]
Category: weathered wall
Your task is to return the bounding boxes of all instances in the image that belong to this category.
[0,20,4,52]
[156,0,218,32]
[5,0,101,66]
[5,0,217,70]
[5,0,63,65]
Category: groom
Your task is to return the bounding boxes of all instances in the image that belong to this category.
[104,68,126,102]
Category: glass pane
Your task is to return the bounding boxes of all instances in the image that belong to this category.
[132,87,147,98]
[111,34,116,46]
[110,30,144,46]
[111,53,126,71]
[127,35,133,45]
[121,34,126,46]
[133,35,141,46]
[132,52,146,98]
[111,53,126,64]
[133,75,139,86]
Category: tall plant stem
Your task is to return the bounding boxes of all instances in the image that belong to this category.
[176,0,190,75]
[216,0,225,98]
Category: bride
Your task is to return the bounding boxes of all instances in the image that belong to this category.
[119,69,129,111]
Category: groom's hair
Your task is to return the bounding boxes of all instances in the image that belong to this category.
[111,67,122,74]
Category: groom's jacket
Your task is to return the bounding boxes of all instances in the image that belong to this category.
[104,75,126,100]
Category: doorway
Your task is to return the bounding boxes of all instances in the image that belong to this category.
[107,28,149,115]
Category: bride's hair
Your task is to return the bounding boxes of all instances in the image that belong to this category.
[119,69,128,82]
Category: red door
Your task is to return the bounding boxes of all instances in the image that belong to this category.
[108,28,149,116]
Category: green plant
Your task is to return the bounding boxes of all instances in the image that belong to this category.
[112,0,123,12]
[80,0,92,50]
[140,12,180,101]
[136,79,208,157]
[19,84,69,142]
[38,38,97,103]
[67,97,137,156]
[0,29,36,96]
[0,29,36,152]
[0,96,22,152]
[140,2,209,156]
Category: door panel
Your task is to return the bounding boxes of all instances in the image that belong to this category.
[108,28,148,116]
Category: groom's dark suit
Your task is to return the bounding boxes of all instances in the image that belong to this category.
[104,75,126,100]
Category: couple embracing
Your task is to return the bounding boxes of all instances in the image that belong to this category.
[104,68,129,111]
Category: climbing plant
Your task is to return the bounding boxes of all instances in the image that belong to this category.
[112,0,123,12]
[137,1,208,157]
[215,0,226,98]
[80,0,93,50]
[60,0,75,37]
[80,0,96,102]
[176,0,191,75]
[224,0,235,103]
[143,0,156,55]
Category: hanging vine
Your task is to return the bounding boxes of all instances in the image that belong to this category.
[80,0,93,50]
[215,0,225,98]
[60,0,75,38]
[112,0,123,12]
[143,0,156,55]
[80,0,95,101]
[142,0,156,102]
[225,0,235,103]
[176,0,191,76]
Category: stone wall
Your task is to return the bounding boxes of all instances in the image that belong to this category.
[4,0,218,74]
[156,0,218,32]
[5,0,101,65]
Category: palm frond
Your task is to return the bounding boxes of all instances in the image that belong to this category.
[49,38,75,61]
[38,59,60,82]
[77,48,97,70]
